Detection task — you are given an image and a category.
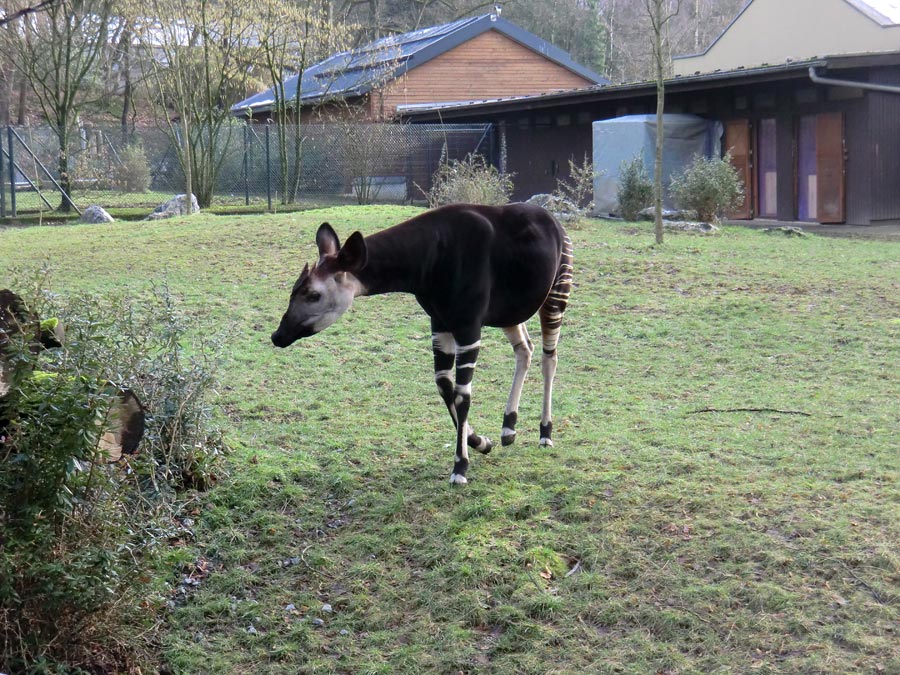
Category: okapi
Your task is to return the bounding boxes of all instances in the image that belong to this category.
[272,203,573,484]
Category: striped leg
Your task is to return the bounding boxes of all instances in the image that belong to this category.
[432,329,491,486]
[501,323,534,446]
[538,234,574,447]
[449,330,483,484]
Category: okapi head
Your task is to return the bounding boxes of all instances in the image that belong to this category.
[272,223,367,348]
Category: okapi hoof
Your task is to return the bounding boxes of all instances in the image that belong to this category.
[539,422,553,447]
[468,433,493,455]
[449,473,468,485]
[501,431,516,447]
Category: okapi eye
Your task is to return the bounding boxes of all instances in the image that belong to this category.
[306,292,321,303]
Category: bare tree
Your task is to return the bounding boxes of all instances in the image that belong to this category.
[251,0,353,204]
[645,0,681,244]
[0,0,61,27]
[135,0,261,209]
[1,0,112,211]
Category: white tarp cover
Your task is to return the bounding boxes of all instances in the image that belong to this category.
[592,114,722,216]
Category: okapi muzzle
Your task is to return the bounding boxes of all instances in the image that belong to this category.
[271,223,367,349]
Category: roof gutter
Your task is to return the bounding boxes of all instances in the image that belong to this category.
[808,65,900,95]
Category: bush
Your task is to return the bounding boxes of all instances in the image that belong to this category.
[425,151,513,207]
[116,143,152,193]
[669,152,745,222]
[553,154,598,217]
[616,155,654,221]
[0,278,224,673]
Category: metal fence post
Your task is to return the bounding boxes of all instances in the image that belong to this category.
[243,123,250,206]
[265,122,272,211]
[8,126,16,217]
[0,126,5,219]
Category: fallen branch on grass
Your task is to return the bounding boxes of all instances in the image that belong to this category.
[687,407,812,417]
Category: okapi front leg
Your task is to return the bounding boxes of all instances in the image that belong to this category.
[448,330,487,485]
[433,331,492,463]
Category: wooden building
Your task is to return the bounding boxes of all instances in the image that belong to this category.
[674,0,900,76]
[403,52,900,227]
[230,14,605,122]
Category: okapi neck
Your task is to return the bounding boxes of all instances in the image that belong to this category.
[355,228,426,297]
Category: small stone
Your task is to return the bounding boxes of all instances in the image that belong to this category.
[321,603,333,614]
[311,617,325,628]
[339,629,350,636]
[246,625,257,635]
[284,603,296,612]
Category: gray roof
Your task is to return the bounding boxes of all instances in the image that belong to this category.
[231,14,607,116]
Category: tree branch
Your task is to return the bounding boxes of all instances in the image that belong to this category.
[0,0,60,27]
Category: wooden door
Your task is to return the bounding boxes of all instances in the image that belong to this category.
[816,112,845,224]
[724,119,752,219]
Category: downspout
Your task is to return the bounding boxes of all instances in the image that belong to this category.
[808,66,900,95]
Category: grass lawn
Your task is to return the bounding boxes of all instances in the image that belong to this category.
[1,207,898,674]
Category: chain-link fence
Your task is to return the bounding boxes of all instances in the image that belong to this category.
[0,121,495,217]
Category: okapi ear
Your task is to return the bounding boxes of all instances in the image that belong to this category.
[336,231,367,272]
[316,222,341,258]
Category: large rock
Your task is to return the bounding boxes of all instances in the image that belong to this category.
[145,194,200,221]
[526,193,582,222]
[81,205,114,224]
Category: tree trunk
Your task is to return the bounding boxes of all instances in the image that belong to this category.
[654,52,665,245]
[57,123,74,212]
[182,116,192,214]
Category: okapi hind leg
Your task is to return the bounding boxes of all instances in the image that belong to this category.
[501,323,534,447]
[538,234,574,447]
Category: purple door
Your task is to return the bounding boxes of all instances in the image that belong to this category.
[798,115,817,222]
[757,118,777,218]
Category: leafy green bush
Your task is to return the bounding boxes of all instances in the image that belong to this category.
[669,152,745,222]
[425,151,513,207]
[116,143,152,193]
[616,155,653,221]
[0,280,224,673]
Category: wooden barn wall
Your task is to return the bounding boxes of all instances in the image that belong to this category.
[503,120,593,201]
[378,31,595,118]
[868,68,900,221]
[843,94,872,225]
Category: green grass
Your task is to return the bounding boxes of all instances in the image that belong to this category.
[2,207,899,674]
[2,189,359,225]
